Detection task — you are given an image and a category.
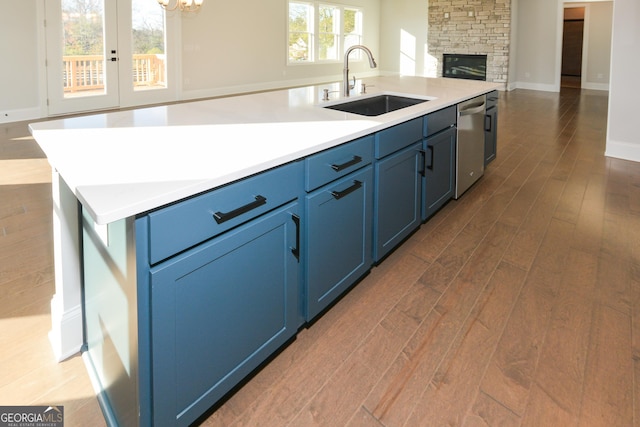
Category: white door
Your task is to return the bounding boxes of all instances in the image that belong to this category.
[45,0,176,116]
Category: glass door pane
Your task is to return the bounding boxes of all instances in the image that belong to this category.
[62,0,107,98]
[132,0,166,92]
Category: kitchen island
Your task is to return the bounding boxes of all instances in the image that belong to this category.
[30,76,500,426]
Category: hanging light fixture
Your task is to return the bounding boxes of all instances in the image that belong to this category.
[157,0,203,12]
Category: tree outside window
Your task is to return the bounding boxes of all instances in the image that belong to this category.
[288,1,364,64]
[289,2,313,62]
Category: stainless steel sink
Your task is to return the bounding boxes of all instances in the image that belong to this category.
[323,94,431,116]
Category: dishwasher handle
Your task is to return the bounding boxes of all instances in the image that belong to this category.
[458,102,486,117]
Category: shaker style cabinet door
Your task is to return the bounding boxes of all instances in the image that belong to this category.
[373,141,423,262]
[305,166,373,321]
[422,126,456,221]
[149,202,300,427]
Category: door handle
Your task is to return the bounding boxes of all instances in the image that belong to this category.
[485,114,493,131]
[459,103,486,116]
[331,155,362,172]
[426,145,434,171]
[291,214,300,262]
[213,195,267,224]
[419,149,426,177]
[331,180,362,200]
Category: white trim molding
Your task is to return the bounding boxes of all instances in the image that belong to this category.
[605,139,640,163]
[49,171,84,362]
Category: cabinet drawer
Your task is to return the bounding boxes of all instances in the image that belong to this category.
[305,135,374,192]
[375,117,423,159]
[424,105,456,137]
[148,161,303,264]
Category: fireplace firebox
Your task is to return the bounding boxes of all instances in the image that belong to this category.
[443,54,487,81]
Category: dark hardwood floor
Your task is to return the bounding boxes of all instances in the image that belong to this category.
[0,87,637,426]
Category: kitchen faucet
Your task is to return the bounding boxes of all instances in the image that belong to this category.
[343,45,377,96]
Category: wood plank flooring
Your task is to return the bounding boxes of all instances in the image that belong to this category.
[1,88,638,426]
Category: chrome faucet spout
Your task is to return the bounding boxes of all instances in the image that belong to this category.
[343,45,377,96]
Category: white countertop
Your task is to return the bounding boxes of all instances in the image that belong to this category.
[30,76,500,224]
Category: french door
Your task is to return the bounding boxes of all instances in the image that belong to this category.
[45,0,178,116]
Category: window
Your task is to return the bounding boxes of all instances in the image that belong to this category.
[289,2,313,62]
[288,1,363,64]
[318,5,339,61]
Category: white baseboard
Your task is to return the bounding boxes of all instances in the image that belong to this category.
[48,294,83,362]
[582,82,609,91]
[605,139,640,163]
[0,107,45,124]
[512,81,559,92]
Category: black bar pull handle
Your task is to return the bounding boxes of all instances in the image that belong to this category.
[485,114,492,132]
[419,149,426,177]
[213,195,267,224]
[331,155,362,172]
[291,214,300,262]
[426,145,434,171]
[331,180,362,200]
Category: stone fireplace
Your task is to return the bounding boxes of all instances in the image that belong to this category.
[428,0,511,87]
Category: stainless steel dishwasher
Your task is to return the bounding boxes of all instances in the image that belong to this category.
[455,94,487,198]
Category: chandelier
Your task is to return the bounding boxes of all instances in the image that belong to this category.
[157,0,203,12]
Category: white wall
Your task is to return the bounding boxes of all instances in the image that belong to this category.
[605,0,640,160]
[582,2,612,90]
[180,0,381,100]
[0,1,44,122]
[378,0,430,77]
[508,0,519,91]
[511,0,561,91]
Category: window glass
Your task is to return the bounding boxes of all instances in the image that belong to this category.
[318,5,339,61]
[344,8,362,53]
[289,2,313,62]
[132,0,166,91]
[62,0,106,97]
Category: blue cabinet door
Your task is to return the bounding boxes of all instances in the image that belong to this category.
[305,166,373,321]
[422,126,456,221]
[149,202,300,427]
[485,106,497,165]
[373,141,423,262]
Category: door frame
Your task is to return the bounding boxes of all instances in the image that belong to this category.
[560,3,589,89]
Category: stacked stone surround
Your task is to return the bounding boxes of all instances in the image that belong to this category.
[428,0,511,86]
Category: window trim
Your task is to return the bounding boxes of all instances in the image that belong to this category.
[287,1,364,65]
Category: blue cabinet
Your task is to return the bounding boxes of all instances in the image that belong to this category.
[80,100,494,427]
[304,136,374,321]
[485,90,498,165]
[82,161,303,427]
[304,167,373,320]
[373,142,423,261]
[149,201,300,426]
[422,107,456,221]
[373,118,423,262]
[145,162,303,426]
[422,126,456,220]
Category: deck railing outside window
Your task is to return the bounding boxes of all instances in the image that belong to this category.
[63,54,166,93]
